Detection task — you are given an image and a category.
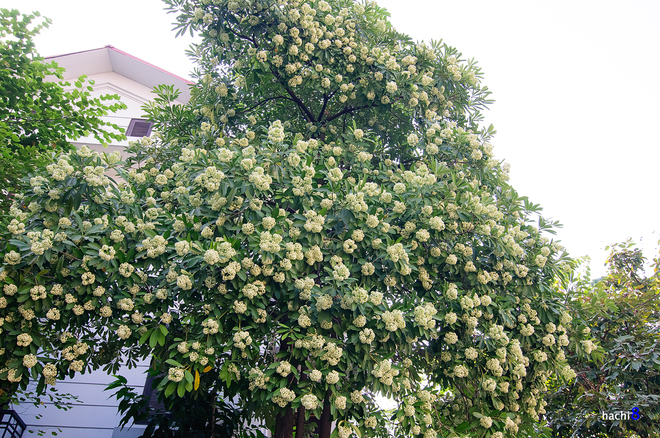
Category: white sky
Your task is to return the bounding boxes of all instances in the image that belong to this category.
[8,0,660,278]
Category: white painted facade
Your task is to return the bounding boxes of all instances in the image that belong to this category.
[17,46,192,438]
[46,45,192,166]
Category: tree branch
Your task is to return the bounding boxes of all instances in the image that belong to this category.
[237,96,296,115]
[325,102,375,123]
[318,92,330,123]
[225,22,258,48]
[269,66,316,122]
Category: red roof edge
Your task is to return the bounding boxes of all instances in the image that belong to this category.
[45,45,194,85]
[107,45,194,85]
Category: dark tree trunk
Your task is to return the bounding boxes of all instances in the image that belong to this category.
[294,406,306,438]
[318,392,332,438]
[275,408,295,438]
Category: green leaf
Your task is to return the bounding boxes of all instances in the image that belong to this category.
[149,329,159,348]
[138,329,152,345]
[164,381,176,398]
[165,359,184,368]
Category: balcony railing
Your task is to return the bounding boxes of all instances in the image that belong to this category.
[0,410,26,438]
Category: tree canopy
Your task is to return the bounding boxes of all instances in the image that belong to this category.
[0,1,596,437]
[545,241,660,437]
[0,8,126,215]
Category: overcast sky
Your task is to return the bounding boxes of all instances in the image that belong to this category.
[10,0,660,278]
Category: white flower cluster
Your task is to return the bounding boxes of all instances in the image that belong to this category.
[117,298,134,312]
[445,283,459,300]
[27,229,54,256]
[303,210,325,233]
[233,330,252,350]
[3,250,20,265]
[142,235,168,258]
[222,261,242,281]
[427,215,445,232]
[46,158,75,181]
[99,245,116,261]
[242,281,266,299]
[259,231,282,253]
[488,324,510,345]
[382,309,406,331]
[386,243,409,264]
[482,378,497,392]
[82,165,110,187]
[116,325,132,340]
[42,363,57,385]
[443,311,457,325]
[581,339,597,354]
[249,167,273,191]
[359,328,375,344]
[325,168,343,185]
[372,359,399,385]
[168,367,185,382]
[7,219,25,235]
[268,120,285,142]
[343,238,357,253]
[29,285,46,301]
[533,350,548,362]
[305,245,323,265]
[321,342,343,366]
[316,293,333,311]
[301,394,318,410]
[273,388,296,407]
[332,262,350,281]
[248,367,270,391]
[233,300,247,314]
[274,360,292,377]
[326,370,340,384]
[285,242,304,260]
[520,324,535,337]
[464,347,478,360]
[560,364,577,380]
[414,303,437,329]
[454,364,469,378]
[542,334,556,347]
[194,166,226,191]
[23,354,38,368]
[202,318,220,334]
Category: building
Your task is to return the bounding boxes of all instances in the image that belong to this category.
[45,45,192,166]
[15,46,192,438]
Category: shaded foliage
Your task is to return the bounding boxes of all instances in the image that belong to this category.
[545,240,660,437]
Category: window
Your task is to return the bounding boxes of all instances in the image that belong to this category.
[126,119,153,137]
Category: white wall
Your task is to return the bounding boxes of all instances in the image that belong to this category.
[18,361,150,437]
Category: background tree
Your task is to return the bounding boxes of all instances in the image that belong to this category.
[544,241,660,437]
[0,8,126,215]
[1,1,591,437]
[106,372,245,438]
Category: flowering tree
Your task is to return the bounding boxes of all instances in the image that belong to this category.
[1,1,592,437]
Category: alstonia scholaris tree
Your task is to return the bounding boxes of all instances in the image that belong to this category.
[0,0,592,437]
